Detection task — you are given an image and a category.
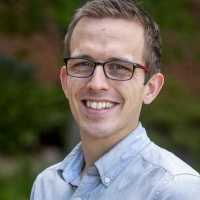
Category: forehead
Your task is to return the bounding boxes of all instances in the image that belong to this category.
[70,17,145,62]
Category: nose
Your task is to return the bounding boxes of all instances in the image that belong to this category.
[86,65,110,91]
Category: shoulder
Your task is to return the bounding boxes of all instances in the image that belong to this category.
[30,160,71,200]
[142,142,199,176]
[30,161,62,200]
[33,161,63,183]
[141,142,200,199]
[32,142,82,186]
[157,173,200,200]
[30,143,82,200]
[31,161,64,191]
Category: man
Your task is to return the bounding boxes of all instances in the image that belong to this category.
[30,0,200,199]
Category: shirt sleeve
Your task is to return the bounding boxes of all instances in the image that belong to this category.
[159,174,200,200]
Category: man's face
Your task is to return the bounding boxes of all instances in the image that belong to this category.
[61,17,160,139]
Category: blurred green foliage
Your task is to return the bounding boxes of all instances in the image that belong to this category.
[0,157,34,200]
[143,0,197,32]
[143,0,200,64]
[0,56,68,154]
[0,0,80,34]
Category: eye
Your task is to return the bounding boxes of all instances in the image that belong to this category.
[67,59,94,76]
[69,59,93,69]
[104,61,133,80]
[72,60,92,68]
[107,62,132,73]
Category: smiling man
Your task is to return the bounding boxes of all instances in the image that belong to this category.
[30,0,200,200]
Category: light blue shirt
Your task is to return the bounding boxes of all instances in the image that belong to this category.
[30,123,200,200]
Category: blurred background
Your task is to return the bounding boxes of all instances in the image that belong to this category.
[0,0,200,199]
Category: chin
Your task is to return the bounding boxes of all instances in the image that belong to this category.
[81,125,115,139]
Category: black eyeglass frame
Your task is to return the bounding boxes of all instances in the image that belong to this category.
[64,57,149,81]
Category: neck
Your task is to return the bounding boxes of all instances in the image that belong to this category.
[80,124,138,170]
[81,135,114,169]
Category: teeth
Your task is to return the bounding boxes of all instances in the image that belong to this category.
[86,101,114,110]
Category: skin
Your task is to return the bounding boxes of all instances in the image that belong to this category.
[60,17,164,169]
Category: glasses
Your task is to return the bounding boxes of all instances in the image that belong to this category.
[64,57,148,81]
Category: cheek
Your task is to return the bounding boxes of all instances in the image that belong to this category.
[67,79,85,103]
[65,79,77,105]
[122,84,145,108]
[67,83,81,118]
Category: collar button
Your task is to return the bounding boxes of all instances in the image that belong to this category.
[104,177,111,185]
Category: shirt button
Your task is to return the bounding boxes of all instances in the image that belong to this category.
[104,177,111,184]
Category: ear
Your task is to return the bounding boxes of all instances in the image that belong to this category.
[60,65,69,98]
[143,73,164,104]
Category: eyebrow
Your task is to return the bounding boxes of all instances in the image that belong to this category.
[71,54,94,60]
[70,54,135,63]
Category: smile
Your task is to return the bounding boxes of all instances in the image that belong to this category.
[84,100,116,110]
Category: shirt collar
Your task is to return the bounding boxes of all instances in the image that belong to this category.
[57,143,84,186]
[57,123,150,187]
[95,123,150,186]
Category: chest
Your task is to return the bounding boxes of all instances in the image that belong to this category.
[68,169,161,200]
